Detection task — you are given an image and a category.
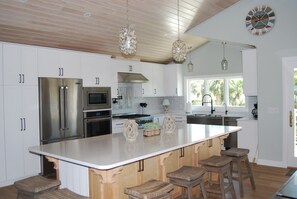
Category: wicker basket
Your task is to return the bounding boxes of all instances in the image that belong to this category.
[143,128,161,137]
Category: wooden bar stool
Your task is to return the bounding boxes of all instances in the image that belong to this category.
[14,175,61,199]
[124,179,174,199]
[166,166,207,199]
[38,188,88,199]
[221,148,256,197]
[199,155,236,199]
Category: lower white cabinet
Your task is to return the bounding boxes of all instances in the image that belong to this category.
[0,86,6,184]
[3,85,40,182]
[237,119,258,162]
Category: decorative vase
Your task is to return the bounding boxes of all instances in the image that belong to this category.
[162,115,176,134]
[123,120,139,141]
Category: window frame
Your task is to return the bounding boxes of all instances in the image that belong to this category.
[184,74,249,113]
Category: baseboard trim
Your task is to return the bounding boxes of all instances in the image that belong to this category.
[257,159,287,168]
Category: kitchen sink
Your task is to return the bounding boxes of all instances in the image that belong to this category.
[191,114,222,118]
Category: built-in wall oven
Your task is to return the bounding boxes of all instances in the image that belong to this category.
[83,87,112,137]
[83,87,111,110]
[83,109,112,137]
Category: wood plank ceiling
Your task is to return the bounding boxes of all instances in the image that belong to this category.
[0,0,239,64]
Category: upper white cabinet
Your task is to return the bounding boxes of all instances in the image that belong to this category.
[164,63,183,96]
[141,62,154,96]
[3,43,38,86]
[38,47,81,78]
[81,52,111,87]
[0,44,3,85]
[141,62,165,97]
[242,49,257,96]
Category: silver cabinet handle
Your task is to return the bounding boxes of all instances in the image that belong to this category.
[59,68,64,76]
[20,118,23,131]
[19,74,22,83]
[23,118,26,131]
[64,86,68,130]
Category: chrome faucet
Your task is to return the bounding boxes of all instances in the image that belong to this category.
[202,94,215,114]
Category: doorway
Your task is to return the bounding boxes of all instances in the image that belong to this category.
[283,57,297,167]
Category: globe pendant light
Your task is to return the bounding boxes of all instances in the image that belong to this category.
[221,42,228,70]
[119,0,137,56]
[172,0,187,63]
[187,46,194,72]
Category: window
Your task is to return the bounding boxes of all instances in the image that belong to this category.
[187,76,245,107]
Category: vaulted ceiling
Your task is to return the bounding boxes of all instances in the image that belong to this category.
[0,0,239,64]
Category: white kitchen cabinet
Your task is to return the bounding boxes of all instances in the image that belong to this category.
[140,63,165,97]
[0,43,3,85]
[3,43,38,86]
[81,52,111,87]
[0,86,6,184]
[4,85,40,181]
[141,62,153,96]
[164,63,183,96]
[237,119,258,162]
[242,49,257,96]
[38,47,81,78]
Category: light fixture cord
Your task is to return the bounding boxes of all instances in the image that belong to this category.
[177,0,180,40]
[126,0,129,26]
[223,42,225,58]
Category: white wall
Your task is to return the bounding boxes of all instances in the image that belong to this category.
[183,42,244,76]
[187,0,297,167]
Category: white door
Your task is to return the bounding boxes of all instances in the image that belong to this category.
[283,57,297,167]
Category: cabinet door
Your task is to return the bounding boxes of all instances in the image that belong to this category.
[3,43,21,85]
[0,43,3,85]
[60,50,81,78]
[81,53,111,87]
[0,86,6,182]
[22,86,40,176]
[237,120,258,162]
[141,62,153,96]
[152,64,165,96]
[38,48,81,78]
[21,45,38,85]
[38,48,60,77]
[242,49,257,96]
[164,64,183,96]
[4,86,24,180]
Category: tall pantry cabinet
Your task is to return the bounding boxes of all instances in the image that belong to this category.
[0,43,40,185]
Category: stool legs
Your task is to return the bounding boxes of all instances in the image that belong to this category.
[244,156,256,190]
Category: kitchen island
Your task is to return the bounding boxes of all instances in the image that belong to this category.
[29,124,241,199]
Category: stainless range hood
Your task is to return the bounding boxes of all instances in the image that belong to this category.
[118,72,149,83]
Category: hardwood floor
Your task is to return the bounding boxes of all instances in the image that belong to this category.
[0,164,291,199]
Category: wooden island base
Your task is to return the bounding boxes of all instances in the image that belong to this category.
[82,135,227,199]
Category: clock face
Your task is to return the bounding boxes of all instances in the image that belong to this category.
[245,5,275,35]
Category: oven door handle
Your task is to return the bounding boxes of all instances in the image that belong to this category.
[84,117,111,123]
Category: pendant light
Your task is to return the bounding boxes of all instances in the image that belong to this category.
[119,0,137,56]
[221,42,228,70]
[172,0,187,63]
[187,46,194,72]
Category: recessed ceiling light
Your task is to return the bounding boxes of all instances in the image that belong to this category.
[83,12,92,18]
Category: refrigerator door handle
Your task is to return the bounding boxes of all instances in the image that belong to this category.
[64,86,68,130]
[59,86,65,130]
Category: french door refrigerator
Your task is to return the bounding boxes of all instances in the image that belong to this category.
[38,77,83,176]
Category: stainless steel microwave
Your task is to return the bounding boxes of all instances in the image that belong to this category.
[83,87,111,110]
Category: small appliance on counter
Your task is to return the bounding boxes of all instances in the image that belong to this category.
[251,103,258,118]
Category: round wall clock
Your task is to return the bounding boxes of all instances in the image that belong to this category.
[245,5,275,35]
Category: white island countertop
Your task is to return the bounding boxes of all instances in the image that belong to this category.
[29,124,241,170]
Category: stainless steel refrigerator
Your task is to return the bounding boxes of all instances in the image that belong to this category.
[38,77,83,176]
